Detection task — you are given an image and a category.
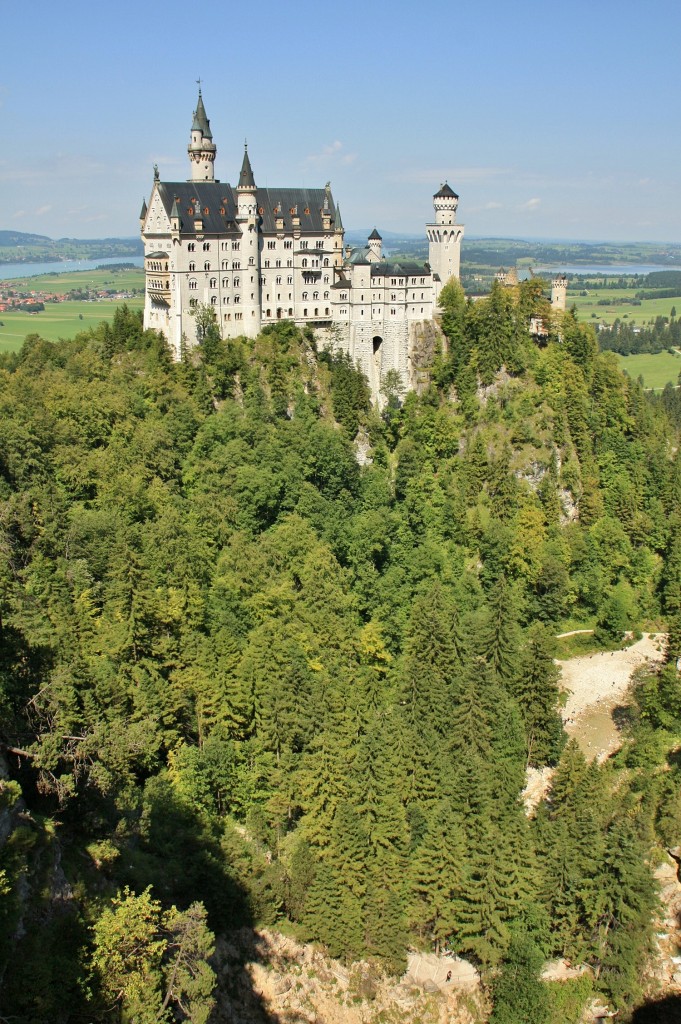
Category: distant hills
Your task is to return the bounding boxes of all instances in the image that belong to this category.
[0,231,143,264]
[3,228,681,271]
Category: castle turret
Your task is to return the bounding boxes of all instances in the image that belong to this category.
[551,274,568,312]
[235,143,261,338]
[427,182,464,303]
[187,89,216,182]
[139,198,147,229]
[333,204,345,268]
[368,227,382,262]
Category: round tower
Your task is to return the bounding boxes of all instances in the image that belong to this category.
[368,227,382,261]
[427,182,464,301]
[187,89,216,182]
[551,274,568,312]
[235,143,261,339]
[432,181,459,225]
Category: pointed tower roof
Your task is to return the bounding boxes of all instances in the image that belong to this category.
[368,227,382,240]
[192,89,212,139]
[334,204,343,230]
[139,198,148,220]
[238,144,255,188]
[170,197,181,223]
[434,181,459,199]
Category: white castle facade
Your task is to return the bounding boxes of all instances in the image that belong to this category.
[140,91,464,394]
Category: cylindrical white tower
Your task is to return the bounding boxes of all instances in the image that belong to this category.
[235,145,261,338]
[187,90,216,182]
[368,227,382,261]
[426,182,464,302]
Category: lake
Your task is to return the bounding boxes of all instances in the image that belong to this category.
[0,256,144,280]
[531,263,676,277]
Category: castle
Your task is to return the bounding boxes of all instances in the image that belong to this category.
[140,91,464,395]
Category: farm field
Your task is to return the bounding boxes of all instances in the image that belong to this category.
[0,297,145,350]
[1,266,144,294]
[569,288,679,326]
[616,350,681,390]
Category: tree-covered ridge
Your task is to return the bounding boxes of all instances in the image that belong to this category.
[0,291,679,1021]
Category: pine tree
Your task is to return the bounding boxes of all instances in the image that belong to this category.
[407,799,466,951]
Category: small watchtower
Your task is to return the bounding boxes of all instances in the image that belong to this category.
[551,274,568,311]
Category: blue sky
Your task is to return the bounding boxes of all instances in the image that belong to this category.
[2,0,680,242]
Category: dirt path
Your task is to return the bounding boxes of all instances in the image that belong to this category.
[558,633,666,761]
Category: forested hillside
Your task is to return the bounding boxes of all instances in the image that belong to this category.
[1,283,680,1022]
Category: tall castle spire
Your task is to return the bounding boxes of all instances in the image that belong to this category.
[187,87,216,182]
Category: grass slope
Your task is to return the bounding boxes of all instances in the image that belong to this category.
[0,297,145,349]
[617,350,681,390]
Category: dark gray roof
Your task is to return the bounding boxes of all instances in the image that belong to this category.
[140,198,147,220]
[146,251,169,258]
[370,261,431,278]
[335,204,343,231]
[192,90,212,139]
[347,248,371,265]
[368,227,382,240]
[239,146,255,188]
[434,182,458,199]
[153,181,338,236]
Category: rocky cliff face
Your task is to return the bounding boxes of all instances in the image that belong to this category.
[213,928,487,1024]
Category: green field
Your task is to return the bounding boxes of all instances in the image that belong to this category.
[570,288,680,326]
[1,266,144,294]
[616,349,681,390]
[0,297,145,350]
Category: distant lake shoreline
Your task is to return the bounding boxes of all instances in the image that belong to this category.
[531,263,675,277]
[0,256,144,280]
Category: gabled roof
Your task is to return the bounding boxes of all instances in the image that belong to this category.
[434,182,459,199]
[347,248,371,265]
[370,261,431,278]
[368,227,382,240]
[151,181,338,236]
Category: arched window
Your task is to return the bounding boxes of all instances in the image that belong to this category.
[223,278,228,288]
[313,291,318,300]
[189,262,195,272]
[233,261,240,270]
[203,242,210,251]
[303,308,308,316]
[188,243,195,252]
[189,279,197,290]
[302,258,308,268]
[234,277,240,288]
[302,291,308,300]
[323,258,329,267]
[276,276,282,285]
[204,261,210,271]
[222,260,228,270]
[190,297,197,307]
[314,307,318,316]
[210,295,217,305]
[209,277,216,288]
[324,291,329,299]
